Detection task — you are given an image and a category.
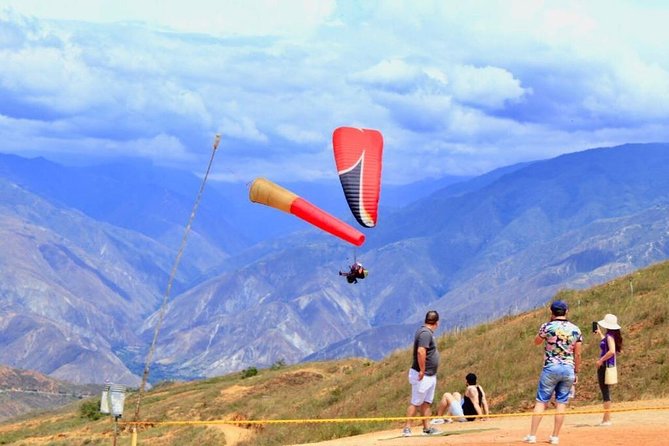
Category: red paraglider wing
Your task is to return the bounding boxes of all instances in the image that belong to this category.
[249,178,365,247]
[332,127,383,228]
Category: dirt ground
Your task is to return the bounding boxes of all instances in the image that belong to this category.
[2,399,666,445]
[287,399,669,446]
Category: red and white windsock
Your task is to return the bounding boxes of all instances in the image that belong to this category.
[249,177,365,247]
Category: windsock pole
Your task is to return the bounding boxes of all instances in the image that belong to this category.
[134,133,221,421]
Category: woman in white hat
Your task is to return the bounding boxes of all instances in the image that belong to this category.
[594,314,623,426]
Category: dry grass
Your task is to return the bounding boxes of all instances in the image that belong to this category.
[2,261,669,445]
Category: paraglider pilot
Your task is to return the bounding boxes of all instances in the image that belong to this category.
[340,262,368,284]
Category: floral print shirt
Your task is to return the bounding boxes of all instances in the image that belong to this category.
[538,319,583,368]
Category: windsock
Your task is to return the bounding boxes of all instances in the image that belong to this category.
[249,177,365,247]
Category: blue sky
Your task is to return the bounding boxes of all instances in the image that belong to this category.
[1,1,669,184]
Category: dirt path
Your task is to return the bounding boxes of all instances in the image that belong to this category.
[289,399,669,446]
[2,399,666,445]
[212,424,254,445]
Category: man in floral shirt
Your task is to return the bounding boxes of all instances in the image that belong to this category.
[524,300,582,445]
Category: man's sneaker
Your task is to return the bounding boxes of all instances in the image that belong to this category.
[423,427,440,435]
[549,435,559,445]
[599,421,612,426]
[402,427,412,437]
[430,418,445,425]
[523,434,537,444]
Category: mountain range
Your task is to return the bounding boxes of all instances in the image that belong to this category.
[0,143,668,386]
[0,365,99,422]
[3,257,668,444]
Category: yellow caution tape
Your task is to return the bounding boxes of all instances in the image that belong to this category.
[120,405,669,427]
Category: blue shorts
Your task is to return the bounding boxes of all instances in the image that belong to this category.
[536,364,575,404]
[448,400,467,422]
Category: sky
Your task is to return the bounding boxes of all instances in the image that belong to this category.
[1,0,669,185]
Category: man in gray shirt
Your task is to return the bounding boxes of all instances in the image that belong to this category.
[402,310,441,436]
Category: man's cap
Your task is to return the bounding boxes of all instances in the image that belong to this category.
[550,300,568,312]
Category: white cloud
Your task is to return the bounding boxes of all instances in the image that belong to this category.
[374,90,453,133]
[349,59,425,93]
[583,56,669,120]
[349,59,449,95]
[2,1,669,184]
[450,65,529,110]
[220,116,268,143]
[1,0,336,37]
[0,45,107,114]
[276,124,324,144]
[113,133,193,160]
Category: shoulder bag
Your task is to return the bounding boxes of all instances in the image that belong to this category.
[605,363,618,385]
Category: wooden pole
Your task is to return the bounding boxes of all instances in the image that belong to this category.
[112,417,119,446]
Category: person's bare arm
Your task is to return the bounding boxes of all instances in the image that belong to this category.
[480,388,490,417]
[416,346,427,380]
[573,341,582,383]
[534,334,544,346]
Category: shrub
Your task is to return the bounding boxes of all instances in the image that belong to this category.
[240,367,258,379]
[270,359,286,370]
[79,398,104,421]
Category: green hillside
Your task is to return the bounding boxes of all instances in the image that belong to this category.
[2,261,668,445]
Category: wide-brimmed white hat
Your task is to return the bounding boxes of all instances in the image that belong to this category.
[598,314,621,330]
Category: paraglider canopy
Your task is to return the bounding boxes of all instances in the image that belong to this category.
[332,127,384,228]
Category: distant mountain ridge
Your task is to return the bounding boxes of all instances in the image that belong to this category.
[149,143,669,376]
[0,177,181,385]
[1,143,668,385]
[0,365,99,422]
[0,150,469,385]
[0,153,467,250]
